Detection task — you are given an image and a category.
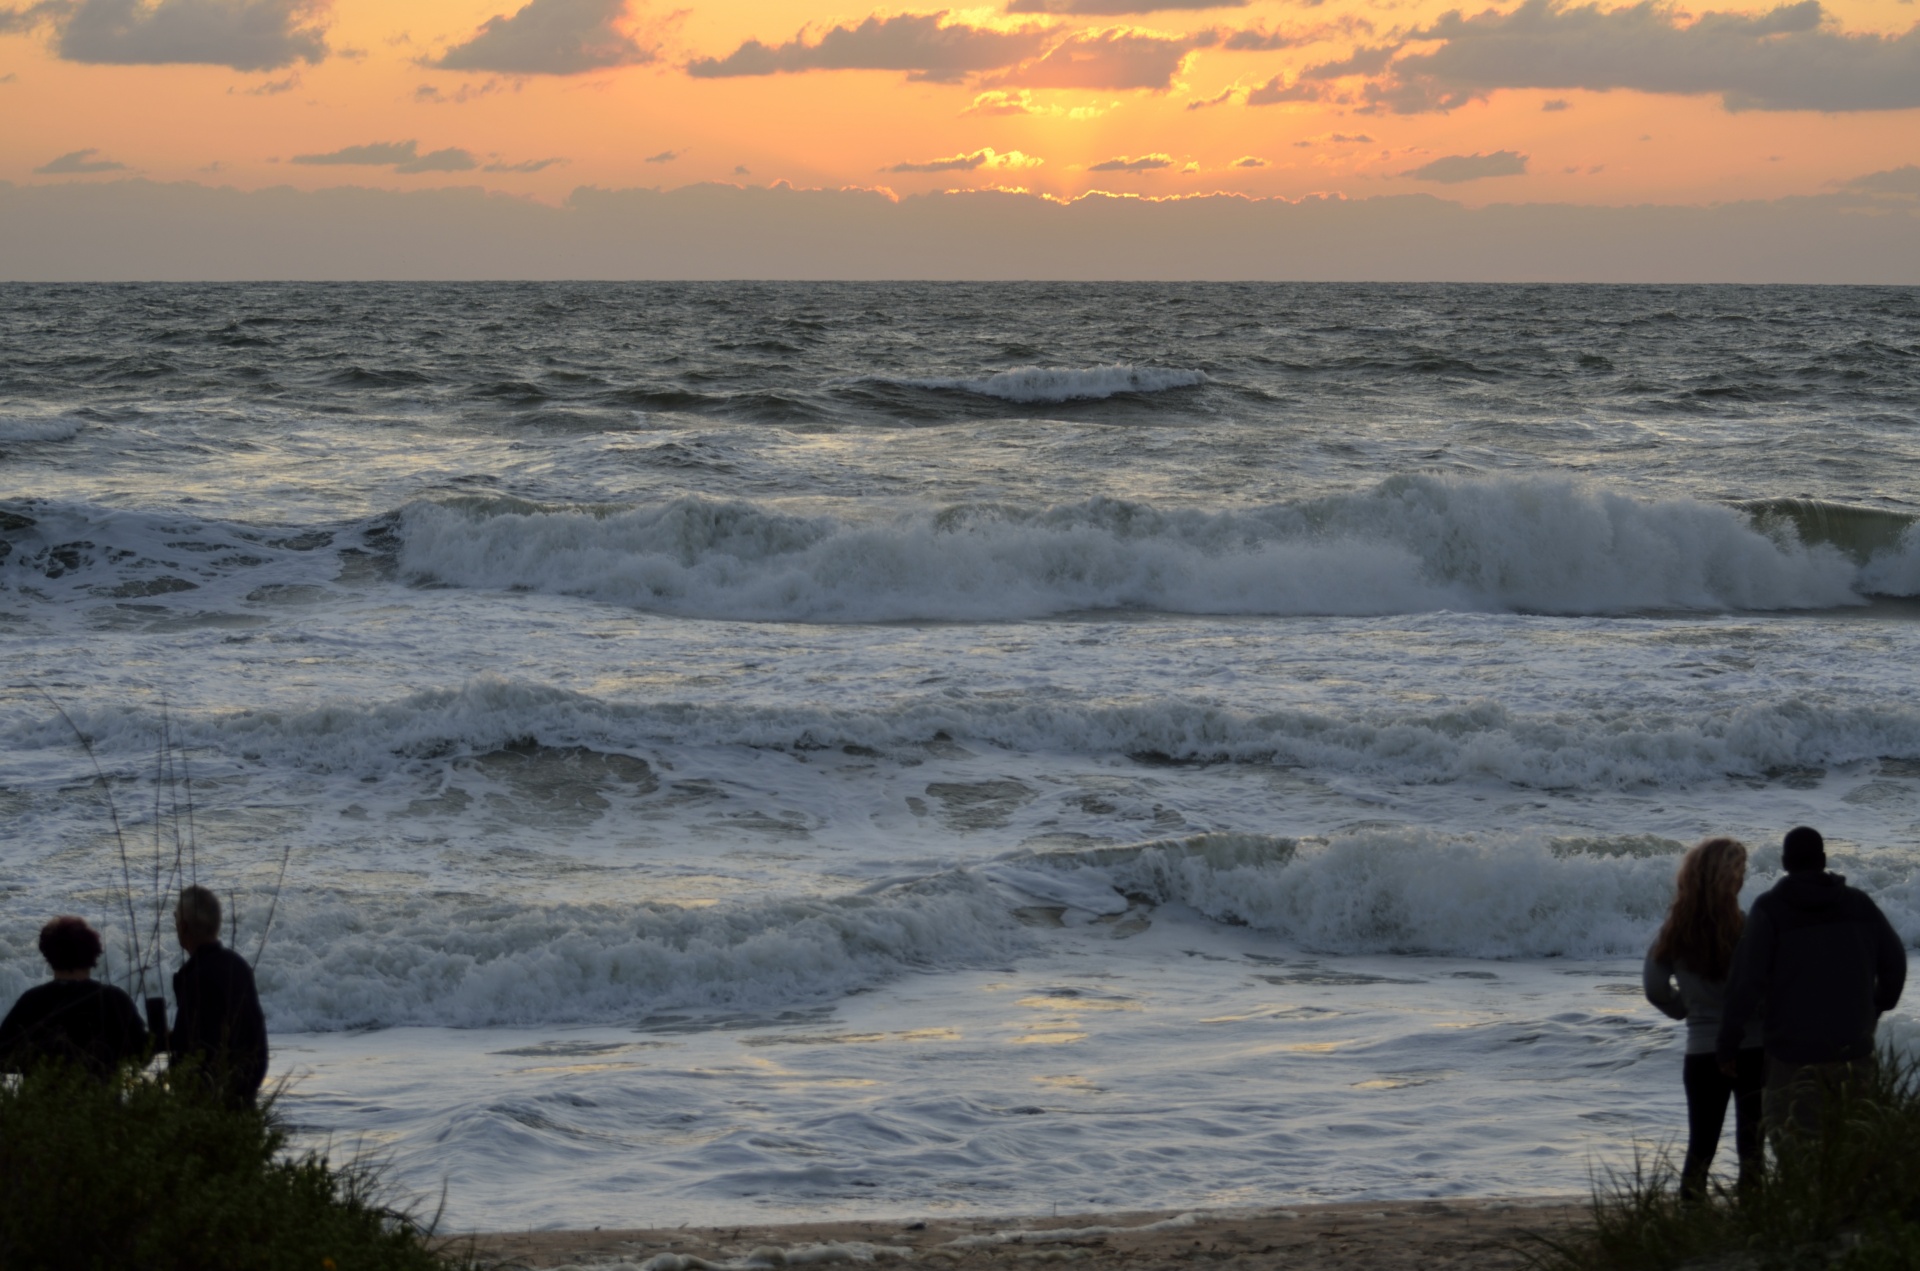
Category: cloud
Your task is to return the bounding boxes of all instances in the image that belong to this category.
[292,140,418,165]
[1245,74,1326,102]
[1006,0,1243,13]
[1300,42,1394,78]
[1175,85,1236,107]
[34,147,126,173]
[885,146,1041,172]
[644,149,679,162]
[242,71,298,93]
[414,77,513,103]
[1232,155,1267,166]
[43,0,329,71]
[1844,164,1920,193]
[1380,0,1920,113]
[1221,27,1304,49]
[8,177,1920,283]
[687,12,1050,82]
[0,1,68,34]
[966,88,1039,112]
[1222,16,1372,49]
[1088,152,1172,170]
[433,0,654,75]
[1185,85,1237,107]
[988,27,1214,89]
[483,156,564,172]
[290,140,478,172]
[732,164,750,174]
[964,87,1108,115]
[1542,96,1569,109]
[395,147,477,173]
[1402,149,1528,182]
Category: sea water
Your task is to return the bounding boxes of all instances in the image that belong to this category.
[4,281,1920,1228]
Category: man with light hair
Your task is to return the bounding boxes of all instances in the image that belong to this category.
[170,885,268,1106]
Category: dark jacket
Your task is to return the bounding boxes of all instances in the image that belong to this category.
[0,979,148,1079]
[1717,871,1907,1065]
[170,941,268,1103]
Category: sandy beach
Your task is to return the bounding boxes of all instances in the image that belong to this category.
[462,1198,1588,1271]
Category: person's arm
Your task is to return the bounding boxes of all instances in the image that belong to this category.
[239,968,269,1096]
[168,967,197,1064]
[1869,901,1908,1014]
[1643,953,1688,1020]
[115,989,151,1066]
[1718,905,1773,1064]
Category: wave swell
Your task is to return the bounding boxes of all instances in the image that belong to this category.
[23,675,1920,792]
[871,365,1209,403]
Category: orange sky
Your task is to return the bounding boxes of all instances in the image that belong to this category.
[3,0,1917,207]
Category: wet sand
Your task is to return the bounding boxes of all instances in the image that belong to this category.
[462,1197,1588,1271]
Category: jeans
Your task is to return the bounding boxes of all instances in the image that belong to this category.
[1682,1047,1765,1199]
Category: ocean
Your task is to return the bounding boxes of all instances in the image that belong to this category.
[3,281,1919,1229]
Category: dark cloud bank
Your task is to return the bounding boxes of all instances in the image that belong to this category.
[1,0,330,71]
[2,178,1916,282]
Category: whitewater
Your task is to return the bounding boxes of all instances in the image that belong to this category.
[4,281,1920,1228]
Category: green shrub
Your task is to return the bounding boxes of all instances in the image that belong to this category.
[0,1064,466,1271]
[1538,1050,1920,1271]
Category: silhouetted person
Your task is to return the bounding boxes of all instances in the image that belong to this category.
[1718,826,1907,1138]
[169,886,268,1106]
[0,916,148,1079]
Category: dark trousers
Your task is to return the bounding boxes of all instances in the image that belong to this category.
[1682,1048,1765,1198]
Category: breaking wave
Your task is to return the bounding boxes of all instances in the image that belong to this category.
[1008,829,1920,957]
[394,476,1915,621]
[7,826,1917,1031]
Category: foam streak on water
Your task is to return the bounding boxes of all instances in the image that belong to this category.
[3,281,1920,1228]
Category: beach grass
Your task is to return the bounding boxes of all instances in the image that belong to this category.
[0,1063,467,1271]
[1537,1050,1920,1271]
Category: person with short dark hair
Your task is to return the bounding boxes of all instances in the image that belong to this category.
[1717,826,1908,1137]
[0,915,148,1079]
[169,885,269,1106]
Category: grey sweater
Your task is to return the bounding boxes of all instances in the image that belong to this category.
[1644,951,1762,1055]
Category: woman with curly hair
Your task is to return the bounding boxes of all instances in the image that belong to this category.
[1644,836,1766,1198]
[0,915,148,1080]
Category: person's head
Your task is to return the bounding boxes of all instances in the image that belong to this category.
[1782,825,1826,874]
[39,915,102,978]
[175,885,222,952]
[1650,836,1749,981]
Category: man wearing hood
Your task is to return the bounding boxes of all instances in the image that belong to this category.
[1717,826,1907,1136]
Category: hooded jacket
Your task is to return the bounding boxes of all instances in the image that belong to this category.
[1717,871,1906,1066]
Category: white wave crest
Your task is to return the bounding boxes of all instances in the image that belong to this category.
[395,475,1867,622]
[1860,525,1920,597]
[189,876,1018,1031]
[1016,830,1920,958]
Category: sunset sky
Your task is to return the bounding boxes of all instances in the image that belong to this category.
[4,0,1917,210]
